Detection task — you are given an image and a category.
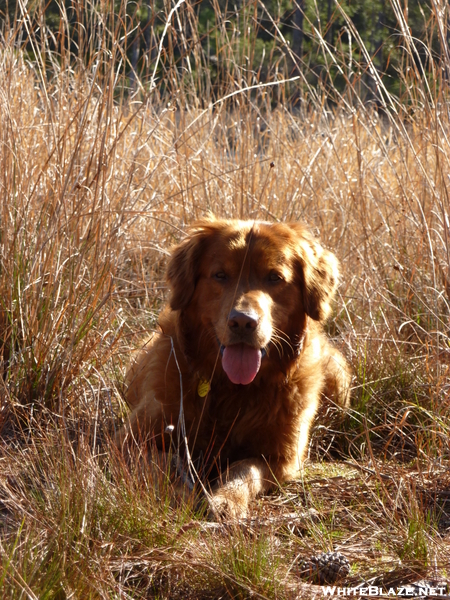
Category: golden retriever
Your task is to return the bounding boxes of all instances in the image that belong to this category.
[117,218,350,518]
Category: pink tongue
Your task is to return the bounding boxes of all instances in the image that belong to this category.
[222,344,262,385]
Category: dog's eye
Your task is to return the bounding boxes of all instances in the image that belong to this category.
[268,271,283,282]
[213,271,227,281]
[268,271,284,283]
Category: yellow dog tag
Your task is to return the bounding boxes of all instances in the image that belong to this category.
[197,378,210,397]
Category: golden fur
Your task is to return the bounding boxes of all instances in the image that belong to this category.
[117,218,350,518]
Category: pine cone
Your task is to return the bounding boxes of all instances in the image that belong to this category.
[299,551,350,584]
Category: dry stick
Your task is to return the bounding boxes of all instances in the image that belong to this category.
[161,167,278,500]
[190,163,277,456]
[177,509,318,536]
[342,460,394,482]
[178,168,282,515]
[167,74,304,161]
[168,337,213,503]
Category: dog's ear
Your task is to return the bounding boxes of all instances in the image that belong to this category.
[166,223,211,310]
[291,224,340,321]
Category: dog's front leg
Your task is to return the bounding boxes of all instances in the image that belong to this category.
[208,457,273,520]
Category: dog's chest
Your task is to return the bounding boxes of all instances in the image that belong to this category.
[192,381,300,459]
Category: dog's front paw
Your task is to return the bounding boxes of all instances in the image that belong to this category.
[207,490,249,521]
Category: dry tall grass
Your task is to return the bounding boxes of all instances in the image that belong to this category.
[0,0,449,597]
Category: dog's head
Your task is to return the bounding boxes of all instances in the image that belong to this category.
[167,218,340,384]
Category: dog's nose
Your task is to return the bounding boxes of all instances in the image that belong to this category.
[227,309,258,330]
